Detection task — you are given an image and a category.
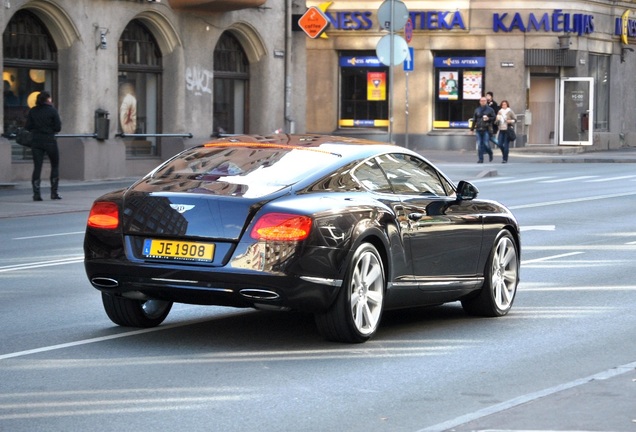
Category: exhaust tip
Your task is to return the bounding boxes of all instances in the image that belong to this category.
[91,277,119,288]
[240,289,280,300]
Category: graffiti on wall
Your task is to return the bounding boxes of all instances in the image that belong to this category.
[186,66,213,96]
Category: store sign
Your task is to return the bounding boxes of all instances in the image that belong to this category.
[493,9,594,35]
[323,9,465,31]
[615,10,636,44]
[434,57,486,68]
[340,56,384,68]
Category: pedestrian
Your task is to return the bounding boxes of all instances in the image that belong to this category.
[25,91,62,201]
[486,91,499,147]
[470,96,495,163]
[496,100,517,163]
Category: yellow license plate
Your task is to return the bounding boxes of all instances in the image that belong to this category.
[143,239,215,262]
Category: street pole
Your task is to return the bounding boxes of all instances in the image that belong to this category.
[388,0,394,144]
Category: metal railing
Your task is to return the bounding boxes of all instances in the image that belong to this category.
[116,133,193,139]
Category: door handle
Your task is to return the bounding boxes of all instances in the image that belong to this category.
[408,212,424,221]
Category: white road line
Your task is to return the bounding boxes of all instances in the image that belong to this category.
[0,256,84,273]
[13,232,84,240]
[521,252,583,264]
[540,175,598,183]
[520,225,555,232]
[499,176,556,184]
[509,191,636,210]
[417,361,636,432]
[586,175,636,183]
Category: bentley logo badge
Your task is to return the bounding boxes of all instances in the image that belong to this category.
[170,204,195,214]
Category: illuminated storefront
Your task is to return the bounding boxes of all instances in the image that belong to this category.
[303,1,635,151]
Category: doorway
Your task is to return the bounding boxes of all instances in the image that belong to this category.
[528,76,557,145]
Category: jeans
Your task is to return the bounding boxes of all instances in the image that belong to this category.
[31,142,60,183]
[497,130,510,162]
[476,130,493,162]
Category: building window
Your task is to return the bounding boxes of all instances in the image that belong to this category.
[339,51,389,129]
[589,54,609,132]
[118,20,162,157]
[213,32,249,136]
[433,51,486,129]
[2,10,57,161]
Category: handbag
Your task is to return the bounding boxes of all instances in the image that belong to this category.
[15,128,33,147]
[507,126,516,141]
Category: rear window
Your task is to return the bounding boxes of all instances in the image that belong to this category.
[148,144,341,198]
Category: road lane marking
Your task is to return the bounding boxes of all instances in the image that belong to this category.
[586,174,636,182]
[520,225,555,232]
[417,361,636,432]
[13,231,84,240]
[540,175,598,183]
[521,252,583,264]
[509,191,636,210]
[0,256,84,273]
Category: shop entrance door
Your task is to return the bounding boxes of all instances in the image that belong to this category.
[528,76,557,145]
[559,77,594,146]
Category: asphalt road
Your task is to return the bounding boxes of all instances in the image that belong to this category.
[1,152,635,431]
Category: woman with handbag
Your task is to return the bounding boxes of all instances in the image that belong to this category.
[25,91,62,201]
[495,100,517,163]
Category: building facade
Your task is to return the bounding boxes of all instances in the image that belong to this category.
[303,0,636,152]
[1,0,308,181]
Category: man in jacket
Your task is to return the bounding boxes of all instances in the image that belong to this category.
[25,91,62,201]
[470,96,495,163]
[486,91,499,147]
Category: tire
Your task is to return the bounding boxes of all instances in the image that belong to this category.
[462,230,519,317]
[315,243,385,343]
[102,292,172,328]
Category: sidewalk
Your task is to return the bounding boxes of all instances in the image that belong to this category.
[0,178,137,219]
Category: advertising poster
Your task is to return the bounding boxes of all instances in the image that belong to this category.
[118,81,137,134]
[367,72,386,101]
[438,71,459,100]
[463,70,483,100]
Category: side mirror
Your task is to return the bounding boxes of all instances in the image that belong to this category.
[456,180,479,201]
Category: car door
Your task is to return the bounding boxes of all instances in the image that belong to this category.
[375,153,483,281]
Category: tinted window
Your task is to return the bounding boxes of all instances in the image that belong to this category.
[352,157,392,193]
[148,144,340,198]
[375,153,449,196]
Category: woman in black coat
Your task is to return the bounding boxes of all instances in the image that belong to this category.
[25,91,62,201]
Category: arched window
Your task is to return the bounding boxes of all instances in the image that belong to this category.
[3,10,58,160]
[213,32,249,135]
[118,20,162,157]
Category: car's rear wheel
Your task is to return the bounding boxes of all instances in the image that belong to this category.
[462,230,519,317]
[315,243,385,343]
[102,292,172,327]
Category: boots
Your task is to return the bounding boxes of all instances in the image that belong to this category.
[51,177,62,200]
[32,180,43,201]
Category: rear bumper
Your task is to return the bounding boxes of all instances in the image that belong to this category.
[84,260,341,313]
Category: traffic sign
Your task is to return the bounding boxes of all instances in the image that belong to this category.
[403,47,414,71]
[377,0,409,31]
[376,34,409,66]
[298,6,329,39]
[404,17,413,43]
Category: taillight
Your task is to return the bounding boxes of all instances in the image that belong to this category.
[87,202,120,229]
[250,213,312,241]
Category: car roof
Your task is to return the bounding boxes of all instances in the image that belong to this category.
[198,133,412,161]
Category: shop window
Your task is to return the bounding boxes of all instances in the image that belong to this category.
[2,10,57,161]
[339,51,389,129]
[433,52,486,129]
[118,20,162,157]
[589,54,609,132]
[213,33,249,136]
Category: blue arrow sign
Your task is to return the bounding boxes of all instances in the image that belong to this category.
[403,47,414,71]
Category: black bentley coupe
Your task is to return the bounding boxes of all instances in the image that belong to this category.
[84,134,520,343]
